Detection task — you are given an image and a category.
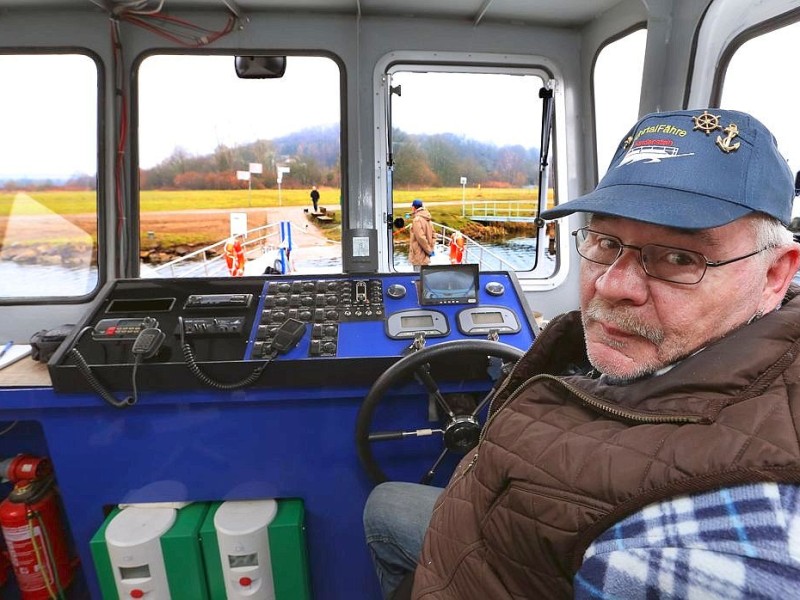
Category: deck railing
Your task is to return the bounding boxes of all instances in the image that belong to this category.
[148,222,286,277]
[466,200,538,220]
[146,218,519,276]
[429,222,519,271]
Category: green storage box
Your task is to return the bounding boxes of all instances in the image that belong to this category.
[90,503,209,600]
[200,498,311,599]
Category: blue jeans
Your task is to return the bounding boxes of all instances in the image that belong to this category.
[363,482,444,599]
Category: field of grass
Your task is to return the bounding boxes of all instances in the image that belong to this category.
[0,188,337,216]
[0,186,550,249]
[0,186,551,216]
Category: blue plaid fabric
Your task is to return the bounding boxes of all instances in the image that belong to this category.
[574,483,800,599]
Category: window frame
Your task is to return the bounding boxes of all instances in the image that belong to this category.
[373,50,568,288]
[0,49,104,305]
[130,49,348,277]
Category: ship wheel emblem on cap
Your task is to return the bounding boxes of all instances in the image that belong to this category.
[716,123,741,153]
[692,110,722,135]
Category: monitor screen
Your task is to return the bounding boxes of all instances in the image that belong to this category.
[419,264,479,306]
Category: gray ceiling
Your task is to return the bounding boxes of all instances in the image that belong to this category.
[0,0,626,27]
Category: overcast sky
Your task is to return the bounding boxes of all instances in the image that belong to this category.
[0,55,97,180]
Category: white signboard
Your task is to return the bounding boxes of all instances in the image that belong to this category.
[249,162,263,174]
[230,212,248,236]
[276,165,290,184]
[460,176,467,185]
[352,236,370,257]
[236,170,251,181]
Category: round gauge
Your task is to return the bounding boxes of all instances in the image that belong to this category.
[387,283,407,299]
[484,281,505,296]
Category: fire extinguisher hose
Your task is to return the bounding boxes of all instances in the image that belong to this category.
[27,509,66,600]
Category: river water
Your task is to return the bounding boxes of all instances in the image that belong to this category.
[1,237,552,297]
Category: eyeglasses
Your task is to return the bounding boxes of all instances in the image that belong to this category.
[572,227,770,285]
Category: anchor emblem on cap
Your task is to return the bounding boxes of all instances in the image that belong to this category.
[692,110,721,135]
[716,123,741,153]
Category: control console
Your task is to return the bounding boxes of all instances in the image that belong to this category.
[49,269,538,392]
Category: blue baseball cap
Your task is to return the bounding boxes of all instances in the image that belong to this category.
[412,199,423,208]
[541,109,794,229]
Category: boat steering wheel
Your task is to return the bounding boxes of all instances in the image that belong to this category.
[355,339,523,485]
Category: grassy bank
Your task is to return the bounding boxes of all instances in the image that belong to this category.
[1,186,550,248]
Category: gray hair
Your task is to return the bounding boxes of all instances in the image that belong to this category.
[749,213,795,266]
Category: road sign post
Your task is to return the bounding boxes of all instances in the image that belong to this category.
[276,166,291,206]
[460,176,467,216]
[237,170,252,206]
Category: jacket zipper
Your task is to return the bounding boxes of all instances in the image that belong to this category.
[463,373,704,475]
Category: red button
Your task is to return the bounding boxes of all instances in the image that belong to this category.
[130,590,144,599]
[239,577,252,587]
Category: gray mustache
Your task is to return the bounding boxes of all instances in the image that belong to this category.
[584,301,665,345]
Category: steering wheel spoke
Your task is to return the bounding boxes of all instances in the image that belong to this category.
[368,427,444,442]
[420,447,450,485]
[356,339,524,484]
[413,364,456,417]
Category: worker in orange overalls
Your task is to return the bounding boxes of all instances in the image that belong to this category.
[449,231,466,264]
[224,234,246,277]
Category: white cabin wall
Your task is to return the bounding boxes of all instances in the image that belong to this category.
[639,0,712,114]
[688,0,800,107]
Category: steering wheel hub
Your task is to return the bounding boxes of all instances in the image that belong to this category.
[443,415,481,452]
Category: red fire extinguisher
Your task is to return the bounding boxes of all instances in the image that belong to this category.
[0,455,75,599]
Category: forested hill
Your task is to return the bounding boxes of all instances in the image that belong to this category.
[140,125,541,190]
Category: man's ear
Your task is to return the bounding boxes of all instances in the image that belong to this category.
[762,243,800,308]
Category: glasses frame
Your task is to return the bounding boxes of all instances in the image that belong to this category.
[571,226,769,285]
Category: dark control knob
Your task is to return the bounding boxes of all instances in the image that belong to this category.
[485,281,505,296]
[326,309,339,320]
[387,284,406,299]
[278,283,291,293]
[324,325,337,337]
[322,342,336,354]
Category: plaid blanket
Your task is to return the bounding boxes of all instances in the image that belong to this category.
[574,483,800,599]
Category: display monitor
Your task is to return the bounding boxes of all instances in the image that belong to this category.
[419,264,479,306]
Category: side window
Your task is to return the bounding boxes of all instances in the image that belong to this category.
[593,28,647,176]
[138,55,342,277]
[720,20,800,221]
[385,68,554,274]
[0,54,98,299]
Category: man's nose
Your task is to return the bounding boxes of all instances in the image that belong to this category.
[594,247,649,298]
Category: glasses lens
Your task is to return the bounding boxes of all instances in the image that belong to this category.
[574,228,708,284]
[575,229,621,265]
[640,244,706,284]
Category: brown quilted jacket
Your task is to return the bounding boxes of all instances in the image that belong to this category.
[413,288,800,599]
[409,208,435,267]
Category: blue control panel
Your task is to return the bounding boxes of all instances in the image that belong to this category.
[49,270,538,392]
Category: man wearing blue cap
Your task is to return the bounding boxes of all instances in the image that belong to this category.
[364,109,800,599]
[408,198,435,271]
